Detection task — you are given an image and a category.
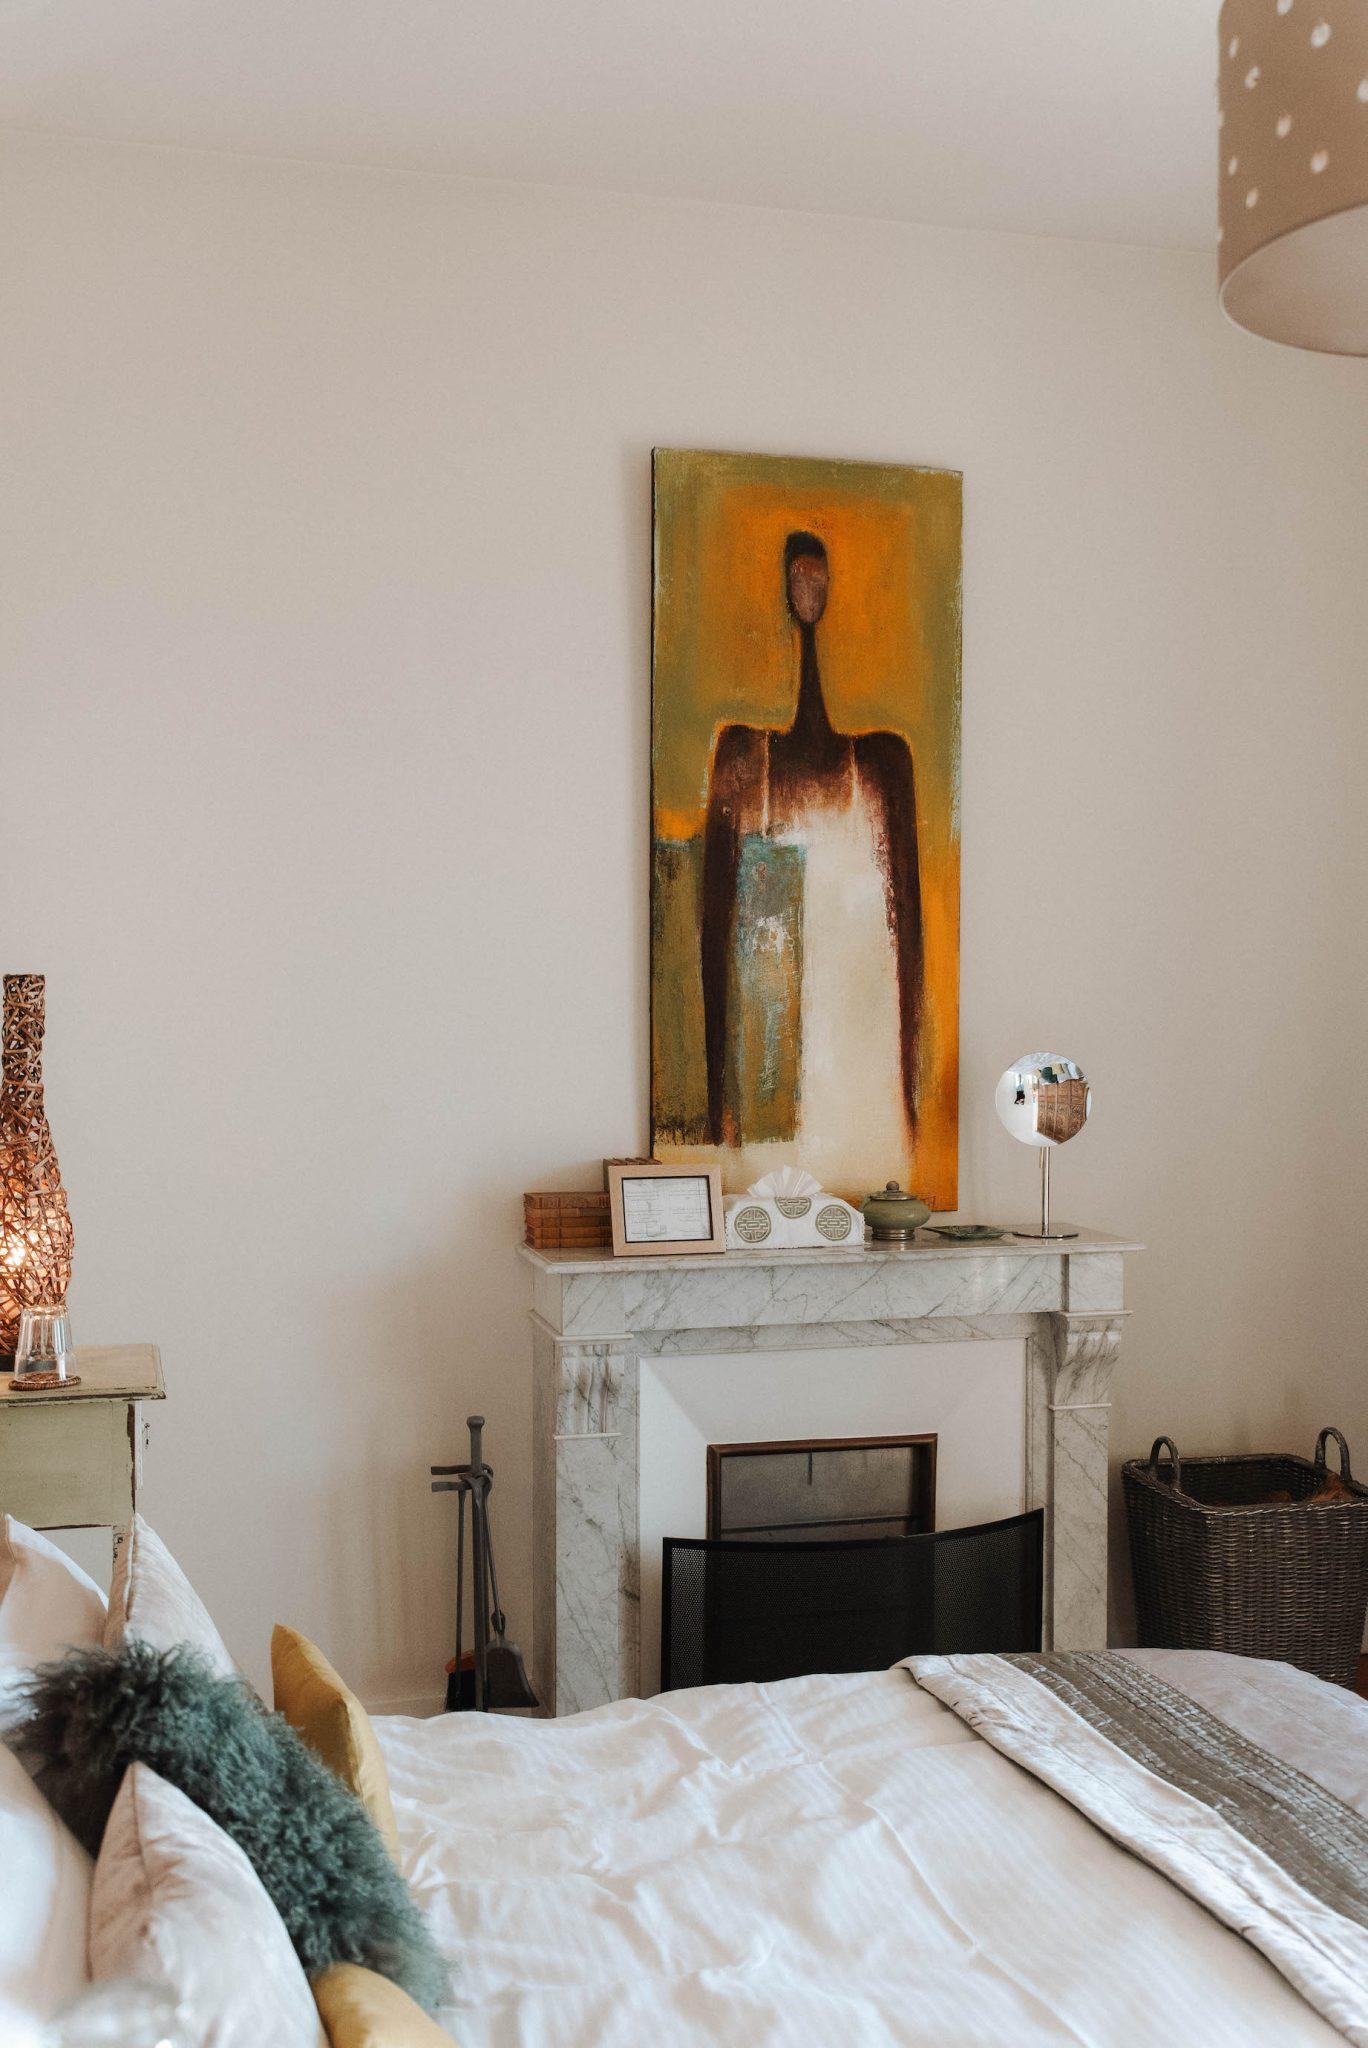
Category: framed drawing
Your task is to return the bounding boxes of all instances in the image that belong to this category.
[606,1162,726,1258]
[650,448,962,1207]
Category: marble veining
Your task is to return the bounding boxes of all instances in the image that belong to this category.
[539,1330,630,1437]
[525,1231,1139,1715]
[1052,1317,1124,1410]
[647,1310,1049,1357]
[620,1253,1065,1334]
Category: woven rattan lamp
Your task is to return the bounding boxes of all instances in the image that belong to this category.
[1219,0,1368,351]
[0,975,75,1373]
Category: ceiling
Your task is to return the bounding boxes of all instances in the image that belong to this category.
[0,0,1219,250]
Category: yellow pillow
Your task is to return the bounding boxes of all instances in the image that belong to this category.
[271,1624,402,1863]
[313,1963,453,2047]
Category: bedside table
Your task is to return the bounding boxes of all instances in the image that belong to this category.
[0,1344,164,1551]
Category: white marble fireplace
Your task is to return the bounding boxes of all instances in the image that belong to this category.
[523,1229,1140,1717]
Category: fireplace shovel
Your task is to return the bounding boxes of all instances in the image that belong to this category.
[432,1415,539,1714]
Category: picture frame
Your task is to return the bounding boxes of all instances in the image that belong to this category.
[606,1161,726,1258]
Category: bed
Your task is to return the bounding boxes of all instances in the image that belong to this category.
[379,1649,1368,2048]
[5,1512,1367,2045]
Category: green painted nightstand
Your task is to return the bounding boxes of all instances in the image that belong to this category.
[0,1345,164,1543]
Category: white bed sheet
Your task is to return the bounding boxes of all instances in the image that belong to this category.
[377,1665,1344,2047]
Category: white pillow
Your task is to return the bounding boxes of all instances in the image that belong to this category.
[90,1765,325,2048]
[0,1517,107,1715]
[0,1739,92,2026]
[103,1516,235,1677]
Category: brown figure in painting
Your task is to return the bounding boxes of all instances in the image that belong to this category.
[700,532,923,1157]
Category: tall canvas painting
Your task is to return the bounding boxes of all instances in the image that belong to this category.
[651,449,961,1207]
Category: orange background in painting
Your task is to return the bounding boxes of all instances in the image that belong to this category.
[651,449,961,1208]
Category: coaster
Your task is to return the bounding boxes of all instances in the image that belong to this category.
[10,1371,81,1393]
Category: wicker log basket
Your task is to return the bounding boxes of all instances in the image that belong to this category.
[1123,1427,1368,1687]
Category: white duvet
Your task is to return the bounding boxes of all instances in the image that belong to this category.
[376,1660,1347,2047]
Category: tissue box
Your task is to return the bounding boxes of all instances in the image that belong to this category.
[725,1193,864,1249]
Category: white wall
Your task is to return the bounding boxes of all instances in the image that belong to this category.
[3,134,1367,1704]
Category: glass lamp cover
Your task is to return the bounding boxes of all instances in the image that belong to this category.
[15,1304,75,1380]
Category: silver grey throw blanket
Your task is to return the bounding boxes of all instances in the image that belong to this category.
[908,1652,1368,2044]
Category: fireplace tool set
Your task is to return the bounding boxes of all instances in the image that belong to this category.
[431,1415,538,1713]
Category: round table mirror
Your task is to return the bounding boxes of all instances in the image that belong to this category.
[994,1053,1091,1238]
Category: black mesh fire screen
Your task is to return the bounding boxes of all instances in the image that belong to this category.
[661,1508,1043,1690]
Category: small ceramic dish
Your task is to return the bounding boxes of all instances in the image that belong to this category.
[923,1223,1009,1244]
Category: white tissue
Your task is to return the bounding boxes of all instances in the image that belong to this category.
[747,1166,823,1198]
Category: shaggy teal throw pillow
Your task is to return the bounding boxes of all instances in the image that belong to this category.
[5,1642,449,2013]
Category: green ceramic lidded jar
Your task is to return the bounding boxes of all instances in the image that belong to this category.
[860,1181,931,1244]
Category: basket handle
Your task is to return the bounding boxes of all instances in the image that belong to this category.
[1149,1436,1182,1490]
[1314,1427,1352,1483]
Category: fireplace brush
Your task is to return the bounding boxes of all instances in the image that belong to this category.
[431,1414,539,1713]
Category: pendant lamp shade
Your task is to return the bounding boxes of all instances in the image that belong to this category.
[1219,0,1368,352]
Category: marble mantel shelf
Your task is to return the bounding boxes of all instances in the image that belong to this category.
[523,1228,1142,1717]
[522,1228,1142,1272]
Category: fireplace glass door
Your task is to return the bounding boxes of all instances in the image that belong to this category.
[706,1434,937,1543]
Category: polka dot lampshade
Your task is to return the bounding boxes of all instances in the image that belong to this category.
[1219,0,1368,351]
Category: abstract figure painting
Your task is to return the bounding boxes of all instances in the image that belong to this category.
[651,449,961,1207]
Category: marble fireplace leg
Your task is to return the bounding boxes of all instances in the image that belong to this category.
[531,1319,639,1717]
[1033,1312,1125,1650]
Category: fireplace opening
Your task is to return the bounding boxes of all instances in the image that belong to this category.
[663,1429,1037,1690]
[707,1433,937,1543]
